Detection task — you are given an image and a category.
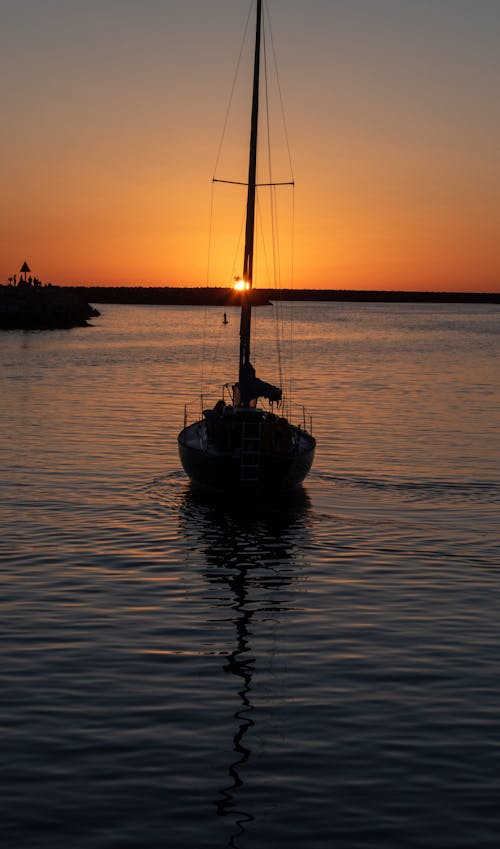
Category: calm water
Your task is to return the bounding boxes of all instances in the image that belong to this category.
[1,301,499,849]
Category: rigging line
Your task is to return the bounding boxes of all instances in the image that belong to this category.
[258,22,273,290]
[272,188,286,393]
[265,0,295,181]
[275,202,290,414]
[269,186,296,415]
[230,201,246,281]
[206,319,225,395]
[255,192,277,292]
[262,20,284,394]
[252,193,273,375]
[212,2,254,179]
[201,180,217,395]
[255,191,281,388]
[288,186,296,416]
[253,214,265,372]
[255,194,269,282]
[273,185,295,412]
[202,6,253,396]
[265,20,292,405]
[206,179,216,287]
[263,27,277,286]
[264,0,297,413]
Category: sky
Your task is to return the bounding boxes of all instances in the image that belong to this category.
[1,0,499,292]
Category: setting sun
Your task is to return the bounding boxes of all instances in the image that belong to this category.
[233,279,250,291]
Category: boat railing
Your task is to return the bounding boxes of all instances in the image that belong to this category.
[286,404,313,436]
[302,406,313,436]
[200,388,314,440]
[223,382,235,405]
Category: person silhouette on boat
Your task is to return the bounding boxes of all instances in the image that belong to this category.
[236,361,282,407]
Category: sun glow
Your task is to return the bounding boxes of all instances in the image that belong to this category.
[233,278,250,291]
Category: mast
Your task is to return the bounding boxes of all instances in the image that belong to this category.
[239,0,262,382]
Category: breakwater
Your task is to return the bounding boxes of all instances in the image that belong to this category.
[66,285,499,306]
[0,285,100,330]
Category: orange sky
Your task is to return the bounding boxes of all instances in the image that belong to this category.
[1,0,499,292]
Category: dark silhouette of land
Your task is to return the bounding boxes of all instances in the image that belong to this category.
[64,286,499,306]
[3,281,498,330]
[0,284,100,330]
[1,261,100,330]
[65,286,272,306]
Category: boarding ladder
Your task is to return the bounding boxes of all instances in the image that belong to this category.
[240,420,262,482]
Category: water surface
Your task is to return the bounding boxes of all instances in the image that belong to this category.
[1,302,499,848]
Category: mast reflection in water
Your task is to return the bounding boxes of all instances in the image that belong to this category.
[178,485,311,848]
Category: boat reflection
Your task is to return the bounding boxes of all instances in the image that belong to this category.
[178,484,311,848]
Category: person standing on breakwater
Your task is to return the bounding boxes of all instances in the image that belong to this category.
[6,262,43,288]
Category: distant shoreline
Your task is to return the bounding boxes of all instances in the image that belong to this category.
[66,286,500,306]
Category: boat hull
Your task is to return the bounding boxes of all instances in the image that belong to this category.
[178,417,315,493]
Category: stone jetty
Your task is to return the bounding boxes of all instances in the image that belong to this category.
[0,283,100,330]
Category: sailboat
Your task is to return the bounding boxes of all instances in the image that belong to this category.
[178,0,315,492]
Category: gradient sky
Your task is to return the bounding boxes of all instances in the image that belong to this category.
[1,0,499,291]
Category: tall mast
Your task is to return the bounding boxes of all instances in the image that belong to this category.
[239,0,262,381]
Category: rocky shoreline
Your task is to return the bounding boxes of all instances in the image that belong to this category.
[0,284,100,331]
